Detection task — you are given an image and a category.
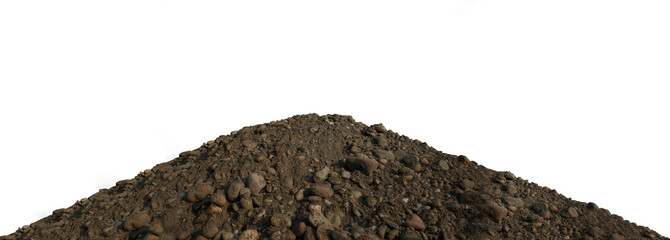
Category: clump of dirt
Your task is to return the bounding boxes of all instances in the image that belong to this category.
[2,114,667,240]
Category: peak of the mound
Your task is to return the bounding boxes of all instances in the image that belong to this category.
[2,114,667,240]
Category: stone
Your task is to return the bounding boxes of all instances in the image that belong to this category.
[438,160,449,171]
[567,207,578,218]
[241,197,254,209]
[344,155,379,175]
[404,214,425,231]
[202,221,219,238]
[310,184,334,198]
[459,179,475,191]
[330,231,351,240]
[227,182,245,201]
[148,222,164,235]
[609,233,625,240]
[122,212,151,231]
[482,201,508,223]
[295,189,305,201]
[314,167,330,183]
[373,149,395,161]
[211,192,229,207]
[239,229,260,240]
[185,182,214,202]
[246,173,267,195]
[503,196,524,208]
[341,171,351,179]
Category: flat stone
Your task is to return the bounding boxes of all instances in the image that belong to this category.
[438,160,449,171]
[227,182,245,201]
[186,182,214,202]
[404,214,425,231]
[310,184,334,198]
[314,167,330,183]
[239,230,260,240]
[122,212,151,231]
[344,155,379,175]
[246,173,267,195]
[567,207,578,218]
[373,149,395,161]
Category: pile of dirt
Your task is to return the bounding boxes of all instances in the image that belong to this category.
[2,114,666,240]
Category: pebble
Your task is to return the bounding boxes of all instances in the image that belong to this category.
[399,232,421,240]
[308,206,332,228]
[228,182,245,201]
[316,225,330,240]
[404,214,425,231]
[373,149,395,161]
[482,201,508,223]
[503,197,524,208]
[310,184,334,198]
[246,173,267,195]
[211,192,229,207]
[341,171,351,179]
[220,232,235,240]
[122,212,151,231]
[365,196,378,207]
[202,221,219,238]
[186,182,214,202]
[295,222,306,237]
[148,223,164,235]
[314,167,330,182]
[239,229,260,240]
[271,215,285,228]
[438,160,449,171]
[295,189,305,201]
[344,155,379,175]
[241,197,254,209]
[459,179,475,191]
[610,233,625,240]
[567,207,578,218]
[330,231,351,240]
[239,188,251,199]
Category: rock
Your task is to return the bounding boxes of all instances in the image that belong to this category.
[186,182,214,202]
[326,211,342,228]
[459,179,475,191]
[404,214,425,231]
[365,196,378,207]
[294,222,307,237]
[304,227,316,240]
[239,188,251,199]
[122,212,151,231]
[567,207,578,218]
[377,225,388,239]
[220,232,235,240]
[227,182,245,201]
[482,201,508,223]
[587,226,604,238]
[344,155,379,175]
[239,229,260,240]
[148,222,164,235]
[308,205,332,228]
[295,189,305,201]
[609,233,625,240]
[240,197,254,209]
[211,192,229,207]
[503,197,524,208]
[202,221,219,238]
[271,214,285,228]
[314,167,330,183]
[438,160,449,171]
[330,231,351,240]
[310,184,334,198]
[399,232,421,240]
[371,124,387,133]
[246,173,267,195]
[530,202,547,215]
[315,225,330,240]
[341,171,351,179]
[373,149,395,161]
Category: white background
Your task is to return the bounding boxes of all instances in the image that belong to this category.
[1,0,669,237]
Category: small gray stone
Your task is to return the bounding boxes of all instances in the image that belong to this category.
[239,230,260,240]
[246,173,267,195]
[202,221,219,238]
[314,167,330,183]
[567,207,578,218]
[310,185,334,198]
[344,155,379,175]
[341,171,351,179]
[438,160,449,171]
[227,182,245,201]
[186,182,214,202]
[459,179,475,191]
[211,192,229,207]
[503,196,524,208]
[373,149,395,161]
[122,212,151,231]
[404,214,425,231]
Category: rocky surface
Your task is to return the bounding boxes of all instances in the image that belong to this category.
[1,114,666,240]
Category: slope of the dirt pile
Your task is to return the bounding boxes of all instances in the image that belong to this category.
[2,114,667,240]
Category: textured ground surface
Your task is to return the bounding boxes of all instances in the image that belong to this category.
[2,114,666,240]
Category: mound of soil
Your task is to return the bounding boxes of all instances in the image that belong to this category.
[2,114,666,240]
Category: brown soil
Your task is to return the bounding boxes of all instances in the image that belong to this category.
[2,114,666,240]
